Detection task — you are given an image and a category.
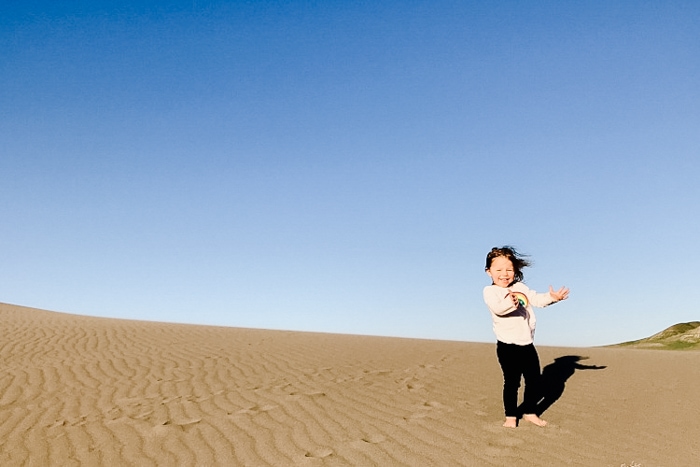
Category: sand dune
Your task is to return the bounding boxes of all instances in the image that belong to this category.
[1,302,698,466]
[615,321,700,350]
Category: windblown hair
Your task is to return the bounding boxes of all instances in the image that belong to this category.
[485,246,531,283]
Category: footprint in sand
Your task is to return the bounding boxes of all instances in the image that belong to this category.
[406,382,425,391]
[161,418,202,431]
[48,414,92,428]
[236,404,278,415]
[396,376,425,391]
[459,396,489,417]
[286,391,326,401]
[304,448,333,458]
[361,434,386,444]
[423,400,445,409]
[406,400,453,421]
[347,433,386,450]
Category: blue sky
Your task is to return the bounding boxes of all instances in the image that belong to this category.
[2,0,698,347]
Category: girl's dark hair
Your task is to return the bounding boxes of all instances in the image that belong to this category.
[485,246,531,283]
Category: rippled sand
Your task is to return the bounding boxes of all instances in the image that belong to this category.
[1,302,697,466]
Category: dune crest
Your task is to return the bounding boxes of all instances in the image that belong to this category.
[1,302,698,465]
[615,321,700,350]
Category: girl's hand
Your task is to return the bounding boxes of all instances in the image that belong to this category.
[506,291,520,308]
[549,285,569,301]
[505,289,520,308]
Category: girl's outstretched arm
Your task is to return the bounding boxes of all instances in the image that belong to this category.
[549,285,569,302]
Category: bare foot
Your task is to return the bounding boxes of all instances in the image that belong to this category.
[502,417,517,428]
[522,414,547,427]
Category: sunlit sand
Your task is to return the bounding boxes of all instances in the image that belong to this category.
[1,302,697,465]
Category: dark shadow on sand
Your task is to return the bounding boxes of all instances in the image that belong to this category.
[534,355,606,416]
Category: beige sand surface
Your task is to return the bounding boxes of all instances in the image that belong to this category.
[1,302,698,466]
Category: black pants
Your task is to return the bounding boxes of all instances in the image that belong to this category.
[496,341,542,417]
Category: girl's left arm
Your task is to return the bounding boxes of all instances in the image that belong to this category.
[523,285,569,307]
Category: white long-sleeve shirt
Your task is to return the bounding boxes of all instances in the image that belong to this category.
[483,281,556,345]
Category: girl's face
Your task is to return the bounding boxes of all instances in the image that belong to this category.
[486,256,515,288]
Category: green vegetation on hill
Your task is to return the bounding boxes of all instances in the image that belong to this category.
[613,321,700,350]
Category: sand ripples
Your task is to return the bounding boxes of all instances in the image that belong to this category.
[1,303,698,466]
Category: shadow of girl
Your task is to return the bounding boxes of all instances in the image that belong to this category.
[533,356,606,416]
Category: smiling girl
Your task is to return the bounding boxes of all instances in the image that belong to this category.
[483,246,569,428]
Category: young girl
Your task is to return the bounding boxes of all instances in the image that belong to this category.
[483,246,569,428]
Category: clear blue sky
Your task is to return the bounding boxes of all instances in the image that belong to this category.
[2,1,698,347]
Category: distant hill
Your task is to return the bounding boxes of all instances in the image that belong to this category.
[613,321,700,350]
